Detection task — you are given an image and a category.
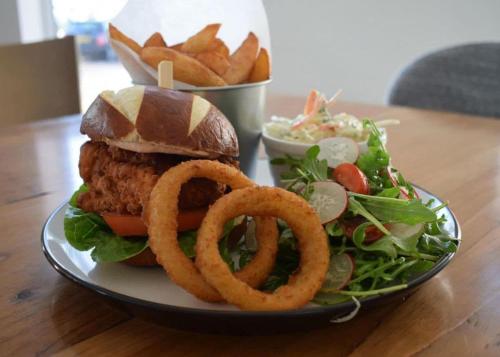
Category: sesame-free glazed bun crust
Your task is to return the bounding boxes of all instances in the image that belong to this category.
[81,86,238,158]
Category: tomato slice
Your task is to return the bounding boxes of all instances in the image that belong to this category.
[102,207,208,236]
[102,214,147,236]
[342,217,387,243]
[177,208,208,232]
[333,163,370,194]
[363,225,386,243]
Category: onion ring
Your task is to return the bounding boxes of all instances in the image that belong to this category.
[147,160,279,302]
[195,186,329,311]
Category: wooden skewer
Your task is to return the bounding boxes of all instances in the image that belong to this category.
[158,60,173,89]
[326,89,343,109]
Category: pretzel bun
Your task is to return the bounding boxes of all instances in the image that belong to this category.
[81,85,238,158]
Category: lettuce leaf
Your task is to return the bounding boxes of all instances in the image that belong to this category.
[349,193,436,225]
[64,185,148,262]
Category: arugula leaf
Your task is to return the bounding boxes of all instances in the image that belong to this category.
[356,121,391,193]
[356,147,390,187]
[178,231,197,258]
[352,223,397,257]
[218,234,235,271]
[348,197,390,235]
[393,169,419,199]
[418,233,457,255]
[376,187,401,198]
[217,218,249,271]
[390,232,419,253]
[271,145,329,195]
[238,249,253,269]
[402,260,435,280]
[351,220,419,259]
[262,226,300,291]
[303,146,329,181]
[349,193,436,225]
[261,243,299,291]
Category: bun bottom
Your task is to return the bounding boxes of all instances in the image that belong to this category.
[123,247,158,266]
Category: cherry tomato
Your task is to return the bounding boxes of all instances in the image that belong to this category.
[333,163,370,194]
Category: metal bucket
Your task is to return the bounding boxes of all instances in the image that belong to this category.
[183,79,271,179]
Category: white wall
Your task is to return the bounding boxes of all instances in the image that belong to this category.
[264,0,500,104]
[0,0,55,44]
[17,0,47,43]
[0,0,21,45]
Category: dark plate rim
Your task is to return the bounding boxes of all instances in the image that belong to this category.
[41,185,461,318]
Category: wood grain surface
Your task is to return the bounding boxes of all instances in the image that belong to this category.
[1,96,499,356]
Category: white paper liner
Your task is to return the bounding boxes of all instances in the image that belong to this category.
[110,0,270,89]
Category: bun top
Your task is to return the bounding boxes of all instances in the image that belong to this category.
[81,86,238,158]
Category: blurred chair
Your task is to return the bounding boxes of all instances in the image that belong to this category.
[0,36,80,127]
[387,43,500,118]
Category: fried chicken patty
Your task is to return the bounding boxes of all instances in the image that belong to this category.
[77,141,238,215]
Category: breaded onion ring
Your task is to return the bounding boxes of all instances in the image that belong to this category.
[147,160,278,302]
[195,186,329,311]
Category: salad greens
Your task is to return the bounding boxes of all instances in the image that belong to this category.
[178,231,197,258]
[349,193,436,225]
[270,119,459,304]
[261,223,300,291]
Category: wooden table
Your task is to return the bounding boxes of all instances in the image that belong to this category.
[1,97,500,356]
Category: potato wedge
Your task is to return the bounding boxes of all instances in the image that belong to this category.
[222,32,259,85]
[141,47,226,87]
[170,43,184,51]
[207,38,230,59]
[108,23,142,55]
[196,51,230,76]
[144,32,167,48]
[181,24,221,53]
[248,48,271,82]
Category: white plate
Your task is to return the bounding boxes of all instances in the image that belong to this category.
[41,161,460,332]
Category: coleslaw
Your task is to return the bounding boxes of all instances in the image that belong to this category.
[264,90,398,144]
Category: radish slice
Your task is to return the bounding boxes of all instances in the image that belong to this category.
[388,222,424,240]
[317,137,359,168]
[309,181,348,224]
[321,253,355,292]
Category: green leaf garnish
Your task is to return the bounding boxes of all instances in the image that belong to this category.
[64,204,148,262]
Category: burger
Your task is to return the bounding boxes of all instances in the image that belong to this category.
[65,85,239,266]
